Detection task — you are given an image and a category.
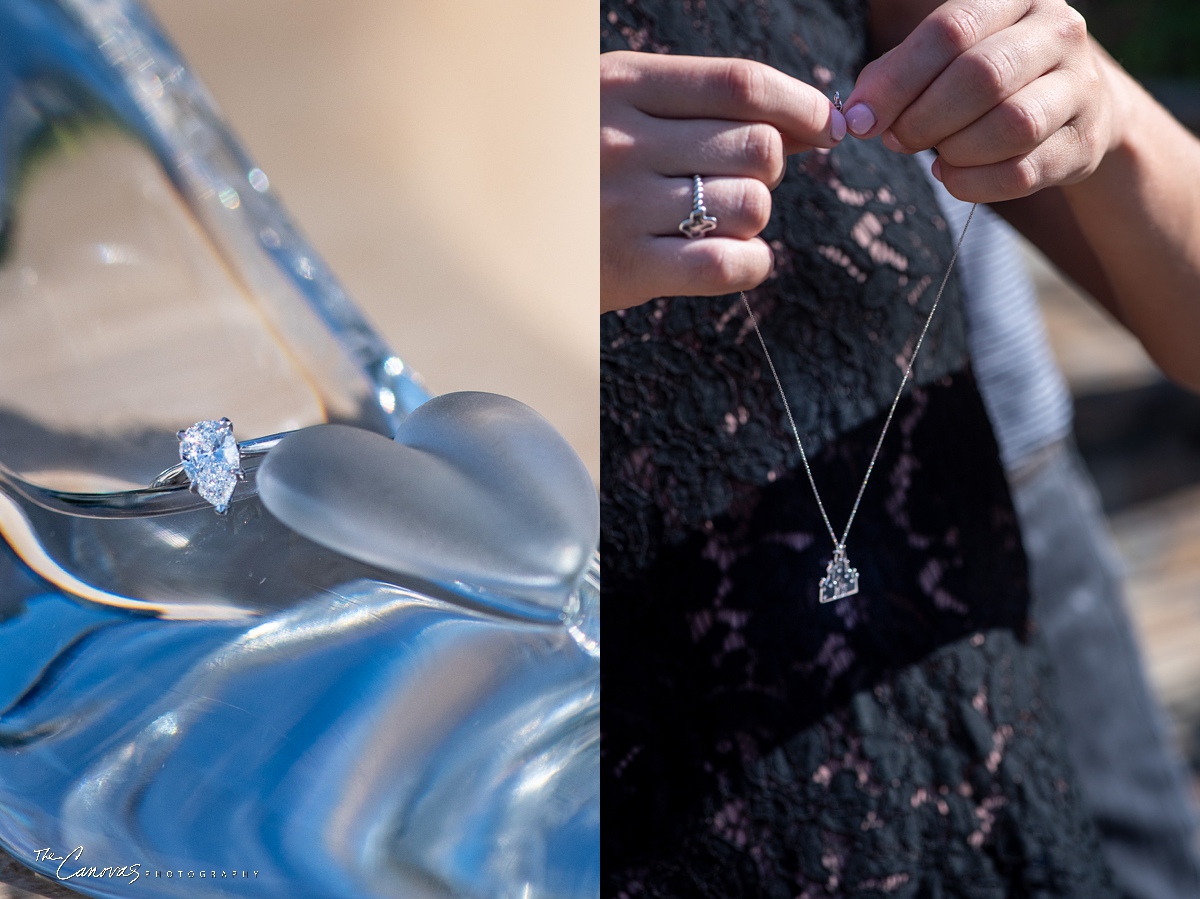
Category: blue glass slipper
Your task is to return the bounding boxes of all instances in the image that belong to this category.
[0,2,598,897]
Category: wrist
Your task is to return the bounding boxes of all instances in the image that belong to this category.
[1059,40,1142,204]
[1093,40,1140,159]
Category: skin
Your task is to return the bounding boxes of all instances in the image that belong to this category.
[600,0,1200,390]
[600,53,847,311]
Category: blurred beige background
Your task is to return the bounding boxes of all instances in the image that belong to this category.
[143,0,598,480]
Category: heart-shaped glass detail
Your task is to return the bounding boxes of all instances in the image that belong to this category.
[257,391,598,618]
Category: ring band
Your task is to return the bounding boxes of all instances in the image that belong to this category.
[678,174,718,239]
[153,418,281,514]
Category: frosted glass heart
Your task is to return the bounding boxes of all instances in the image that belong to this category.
[257,391,599,617]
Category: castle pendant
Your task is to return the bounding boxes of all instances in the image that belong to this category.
[819,545,859,603]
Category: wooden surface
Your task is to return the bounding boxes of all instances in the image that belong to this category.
[1034,245,1200,776]
[0,852,82,899]
[1113,484,1200,724]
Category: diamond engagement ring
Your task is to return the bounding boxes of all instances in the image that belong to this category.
[678,174,718,239]
[153,419,286,514]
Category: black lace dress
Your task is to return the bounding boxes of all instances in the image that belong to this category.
[601,1,1117,896]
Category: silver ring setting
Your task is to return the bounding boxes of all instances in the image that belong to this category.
[678,174,718,239]
[156,418,246,514]
[153,422,288,514]
[179,418,244,514]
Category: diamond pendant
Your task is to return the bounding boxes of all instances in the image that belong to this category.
[819,545,859,603]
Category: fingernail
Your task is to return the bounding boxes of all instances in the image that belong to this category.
[931,157,943,182]
[844,103,875,136]
[830,108,846,142]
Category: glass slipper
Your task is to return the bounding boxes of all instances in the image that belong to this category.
[0,2,598,897]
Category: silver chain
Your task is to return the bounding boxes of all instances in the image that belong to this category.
[741,202,977,552]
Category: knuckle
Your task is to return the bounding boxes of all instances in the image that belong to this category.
[600,125,636,167]
[1002,97,1048,148]
[599,51,638,92]
[1079,124,1099,163]
[599,124,619,155]
[723,58,769,109]
[855,55,882,86]
[693,241,768,292]
[1001,156,1040,197]
[930,7,984,56]
[933,139,966,167]
[1066,121,1101,179]
[890,115,928,151]
[740,181,773,233]
[740,124,783,178]
[695,241,740,288]
[964,47,1019,101]
[1056,6,1088,44]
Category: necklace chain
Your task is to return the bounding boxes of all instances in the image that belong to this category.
[740,202,977,556]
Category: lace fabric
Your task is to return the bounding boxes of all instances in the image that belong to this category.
[601,0,1117,895]
[611,629,1114,898]
[602,0,969,579]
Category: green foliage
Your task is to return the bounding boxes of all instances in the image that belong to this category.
[1081,0,1200,78]
[0,111,124,264]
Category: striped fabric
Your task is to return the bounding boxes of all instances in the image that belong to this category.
[924,162,1075,471]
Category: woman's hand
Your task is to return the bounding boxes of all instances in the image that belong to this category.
[844,0,1121,203]
[601,51,846,313]
[857,0,1200,390]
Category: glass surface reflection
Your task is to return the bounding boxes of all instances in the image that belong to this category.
[0,1,598,896]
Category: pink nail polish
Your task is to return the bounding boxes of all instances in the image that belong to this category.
[830,108,847,142]
[931,157,943,182]
[844,104,875,137]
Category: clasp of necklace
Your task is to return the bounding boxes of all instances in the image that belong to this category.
[832,90,843,112]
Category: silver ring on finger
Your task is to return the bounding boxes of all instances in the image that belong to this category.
[678,174,718,239]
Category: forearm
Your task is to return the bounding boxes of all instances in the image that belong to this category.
[999,43,1200,391]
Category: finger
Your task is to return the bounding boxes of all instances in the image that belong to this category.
[841,0,1026,140]
[932,119,1098,202]
[640,176,771,239]
[623,113,787,185]
[885,13,1062,153]
[631,234,774,299]
[605,50,846,150]
[934,70,1076,168]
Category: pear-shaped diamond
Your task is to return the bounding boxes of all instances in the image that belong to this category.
[179,418,243,513]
